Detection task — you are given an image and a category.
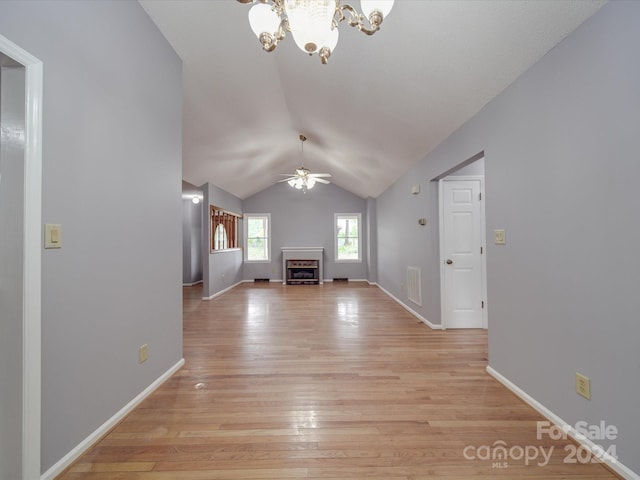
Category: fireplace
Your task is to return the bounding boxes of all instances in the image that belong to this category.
[281,247,324,285]
[286,259,319,285]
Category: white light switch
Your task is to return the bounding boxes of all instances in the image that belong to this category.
[494,229,506,245]
[45,224,62,249]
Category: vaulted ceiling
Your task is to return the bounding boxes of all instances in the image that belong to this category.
[140,0,606,199]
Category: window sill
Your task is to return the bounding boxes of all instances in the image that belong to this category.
[244,259,271,264]
[211,248,241,255]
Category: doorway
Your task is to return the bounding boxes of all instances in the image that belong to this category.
[438,167,487,329]
[0,35,43,480]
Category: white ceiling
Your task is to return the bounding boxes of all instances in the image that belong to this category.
[139,0,606,199]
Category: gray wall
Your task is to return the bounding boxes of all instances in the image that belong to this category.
[182,181,203,285]
[0,1,183,472]
[0,62,25,480]
[202,182,244,298]
[377,166,441,322]
[377,1,640,473]
[242,182,368,281]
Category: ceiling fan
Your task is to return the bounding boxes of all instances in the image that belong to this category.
[278,134,332,192]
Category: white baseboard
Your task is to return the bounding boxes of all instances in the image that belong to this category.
[486,366,639,480]
[41,358,185,480]
[182,280,203,287]
[202,280,244,300]
[376,284,442,330]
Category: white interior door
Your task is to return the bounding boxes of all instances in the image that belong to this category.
[440,177,485,329]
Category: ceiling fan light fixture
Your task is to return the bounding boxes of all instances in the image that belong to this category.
[277,134,332,193]
[239,0,393,64]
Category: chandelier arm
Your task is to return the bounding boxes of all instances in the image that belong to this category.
[338,3,384,36]
[338,4,361,28]
[276,17,289,40]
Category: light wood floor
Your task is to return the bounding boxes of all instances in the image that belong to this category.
[59,282,619,479]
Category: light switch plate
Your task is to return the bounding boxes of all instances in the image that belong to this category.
[45,224,62,249]
[494,229,506,245]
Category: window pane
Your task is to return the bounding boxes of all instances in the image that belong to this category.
[248,237,267,261]
[248,217,265,237]
[246,214,270,261]
[336,214,359,261]
[214,224,228,250]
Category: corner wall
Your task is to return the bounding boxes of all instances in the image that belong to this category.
[0,1,183,472]
[376,1,640,474]
[202,182,243,298]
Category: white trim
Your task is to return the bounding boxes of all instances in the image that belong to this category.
[1,33,43,480]
[376,284,443,330]
[182,280,203,287]
[202,280,244,300]
[486,366,639,480]
[438,174,487,330]
[335,213,362,263]
[41,358,185,480]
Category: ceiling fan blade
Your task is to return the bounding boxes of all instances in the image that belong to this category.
[277,173,297,176]
[309,173,331,178]
[314,178,331,184]
[277,177,296,183]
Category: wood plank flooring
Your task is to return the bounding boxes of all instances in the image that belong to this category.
[58,282,620,479]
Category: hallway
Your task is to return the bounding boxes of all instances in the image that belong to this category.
[59,283,619,479]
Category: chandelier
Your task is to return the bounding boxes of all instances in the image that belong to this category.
[238,0,394,64]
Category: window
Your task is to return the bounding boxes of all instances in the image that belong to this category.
[210,205,241,252]
[245,213,271,262]
[335,213,361,262]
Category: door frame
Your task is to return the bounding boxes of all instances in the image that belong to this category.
[0,34,43,479]
[438,175,488,330]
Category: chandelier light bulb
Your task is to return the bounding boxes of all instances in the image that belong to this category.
[360,0,394,19]
[285,0,335,54]
[248,3,280,38]
[319,26,338,63]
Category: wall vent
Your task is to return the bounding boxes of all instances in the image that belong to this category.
[254,278,270,282]
[333,277,348,282]
[407,267,422,306]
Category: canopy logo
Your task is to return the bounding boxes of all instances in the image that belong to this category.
[463,420,618,469]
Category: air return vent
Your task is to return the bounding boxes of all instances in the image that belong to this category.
[407,267,422,306]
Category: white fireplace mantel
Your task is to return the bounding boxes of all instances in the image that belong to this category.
[281,247,324,285]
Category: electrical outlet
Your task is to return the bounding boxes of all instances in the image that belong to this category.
[576,372,590,399]
[139,344,148,364]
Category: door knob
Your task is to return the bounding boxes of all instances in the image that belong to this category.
[446,259,453,265]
